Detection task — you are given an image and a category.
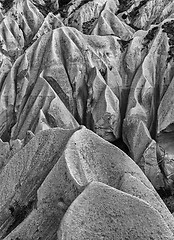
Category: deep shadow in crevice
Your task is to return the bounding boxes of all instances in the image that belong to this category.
[0,114,16,142]
[1,129,11,142]
[4,199,36,238]
[112,138,130,156]
[156,187,172,198]
[0,0,14,12]
[117,0,134,14]
[58,0,72,8]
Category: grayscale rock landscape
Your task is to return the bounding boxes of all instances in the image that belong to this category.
[1,0,174,239]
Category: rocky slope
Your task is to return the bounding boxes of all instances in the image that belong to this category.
[1,0,174,239]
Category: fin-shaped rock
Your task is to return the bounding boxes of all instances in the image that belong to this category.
[58,181,174,240]
[0,126,79,238]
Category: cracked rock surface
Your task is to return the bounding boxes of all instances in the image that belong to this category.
[1,0,174,239]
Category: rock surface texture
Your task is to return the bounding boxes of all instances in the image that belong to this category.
[1,0,174,239]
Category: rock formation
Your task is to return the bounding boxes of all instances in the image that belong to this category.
[1,0,174,239]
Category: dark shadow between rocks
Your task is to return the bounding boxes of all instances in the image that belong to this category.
[0,0,14,12]
[112,138,130,156]
[4,199,37,238]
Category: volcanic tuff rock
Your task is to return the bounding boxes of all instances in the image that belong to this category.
[58,182,174,240]
[1,0,174,239]
[2,126,174,239]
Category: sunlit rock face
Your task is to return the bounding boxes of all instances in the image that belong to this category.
[1,0,174,239]
[58,182,174,240]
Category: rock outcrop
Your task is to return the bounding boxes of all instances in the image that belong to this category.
[1,126,174,239]
[58,181,174,240]
[1,0,174,239]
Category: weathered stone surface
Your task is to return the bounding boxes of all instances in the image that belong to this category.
[7,0,44,46]
[33,12,64,40]
[3,126,174,239]
[64,0,108,33]
[87,67,121,141]
[91,8,134,40]
[122,23,173,187]
[158,75,174,134]
[1,0,174,239]
[122,0,174,30]
[2,153,82,240]
[0,22,124,141]
[63,126,174,233]
[0,126,79,239]
[0,139,9,171]
[119,171,174,233]
[141,140,161,185]
[58,181,174,240]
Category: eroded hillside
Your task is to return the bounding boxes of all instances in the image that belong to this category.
[1,0,174,239]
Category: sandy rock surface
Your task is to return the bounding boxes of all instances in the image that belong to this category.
[58,181,174,240]
[1,0,174,239]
